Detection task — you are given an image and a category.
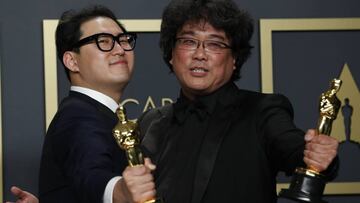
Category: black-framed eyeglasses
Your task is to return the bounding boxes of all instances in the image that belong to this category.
[175,37,231,53]
[73,32,137,52]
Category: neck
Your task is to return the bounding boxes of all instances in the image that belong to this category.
[70,76,127,104]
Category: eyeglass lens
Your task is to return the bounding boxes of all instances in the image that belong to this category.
[96,33,136,51]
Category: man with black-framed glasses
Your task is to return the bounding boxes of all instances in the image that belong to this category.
[35,5,155,203]
[73,32,137,53]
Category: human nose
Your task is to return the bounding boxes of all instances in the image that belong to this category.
[194,40,207,50]
[192,41,207,59]
[112,40,126,55]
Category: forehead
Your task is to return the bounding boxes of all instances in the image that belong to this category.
[177,21,228,41]
[80,16,124,37]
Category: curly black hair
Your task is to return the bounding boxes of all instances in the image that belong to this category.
[160,0,254,81]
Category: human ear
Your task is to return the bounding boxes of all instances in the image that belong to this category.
[63,51,80,72]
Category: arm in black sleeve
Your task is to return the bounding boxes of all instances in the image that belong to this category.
[256,94,306,175]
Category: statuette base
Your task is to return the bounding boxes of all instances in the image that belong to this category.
[279,167,327,203]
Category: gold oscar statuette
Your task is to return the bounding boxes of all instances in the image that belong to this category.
[279,78,342,203]
[113,106,163,203]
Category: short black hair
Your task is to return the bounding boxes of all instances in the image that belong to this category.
[160,0,254,81]
[55,5,127,80]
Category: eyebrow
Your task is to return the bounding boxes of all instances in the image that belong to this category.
[177,30,227,42]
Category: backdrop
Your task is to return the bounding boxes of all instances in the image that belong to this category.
[1,0,359,202]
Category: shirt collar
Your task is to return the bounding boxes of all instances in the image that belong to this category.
[173,82,233,123]
[70,86,119,113]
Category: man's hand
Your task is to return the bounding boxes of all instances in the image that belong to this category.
[113,158,156,203]
[303,129,339,172]
[5,186,39,203]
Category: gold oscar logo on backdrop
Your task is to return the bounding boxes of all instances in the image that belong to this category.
[121,96,173,113]
[120,96,174,121]
[332,63,360,145]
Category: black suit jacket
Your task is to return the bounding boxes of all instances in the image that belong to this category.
[39,91,127,203]
[138,83,306,203]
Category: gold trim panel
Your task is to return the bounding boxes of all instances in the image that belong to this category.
[259,18,360,93]
[260,18,360,195]
[0,33,3,203]
[277,182,360,195]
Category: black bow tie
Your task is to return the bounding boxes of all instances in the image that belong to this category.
[174,99,208,123]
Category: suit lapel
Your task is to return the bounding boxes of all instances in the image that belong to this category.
[141,105,173,163]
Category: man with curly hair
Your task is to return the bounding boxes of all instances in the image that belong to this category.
[138,0,339,202]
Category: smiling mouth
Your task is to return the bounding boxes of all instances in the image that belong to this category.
[190,67,208,73]
[110,60,127,65]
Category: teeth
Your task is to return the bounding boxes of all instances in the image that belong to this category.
[192,68,206,73]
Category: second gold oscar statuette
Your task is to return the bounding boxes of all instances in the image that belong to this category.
[113,106,163,203]
[279,78,342,203]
